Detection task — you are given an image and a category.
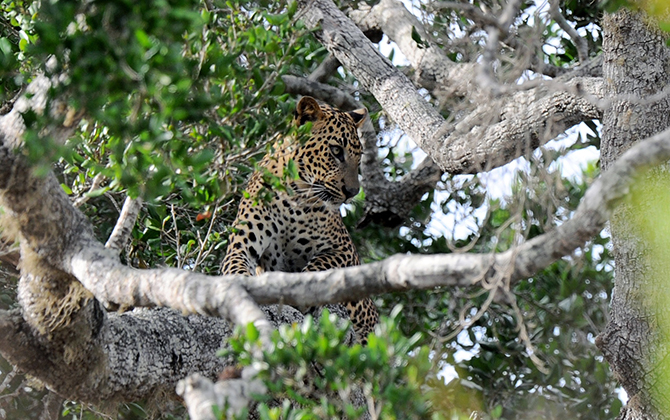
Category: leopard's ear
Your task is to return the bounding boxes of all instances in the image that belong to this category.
[347,107,368,128]
[295,96,324,126]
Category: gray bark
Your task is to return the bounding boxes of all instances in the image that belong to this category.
[596,10,670,420]
[301,0,603,174]
[4,108,670,408]
[3,3,670,417]
[281,74,359,110]
[105,196,143,252]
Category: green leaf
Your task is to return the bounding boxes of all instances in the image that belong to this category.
[411,26,429,49]
[134,29,152,49]
[285,159,298,180]
[246,322,259,341]
[491,404,503,418]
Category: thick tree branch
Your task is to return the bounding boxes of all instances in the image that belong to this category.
[281,74,359,110]
[4,124,670,327]
[299,0,603,174]
[3,81,670,416]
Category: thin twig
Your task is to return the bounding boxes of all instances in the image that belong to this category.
[0,368,16,393]
[74,173,105,207]
[549,0,589,64]
[0,380,26,404]
[192,202,220,270]
[170,204,183,269]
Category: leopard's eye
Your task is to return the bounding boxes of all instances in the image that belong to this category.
[330,145,345,162]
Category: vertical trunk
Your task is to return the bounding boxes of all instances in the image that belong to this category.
[597,9,670,419]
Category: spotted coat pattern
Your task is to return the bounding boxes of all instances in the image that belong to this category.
[222,96,379,343]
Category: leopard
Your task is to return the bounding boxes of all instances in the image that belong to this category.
[222,96,379,344]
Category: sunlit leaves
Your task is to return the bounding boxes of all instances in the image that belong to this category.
[21,0,317,206]
[227,307,438,419]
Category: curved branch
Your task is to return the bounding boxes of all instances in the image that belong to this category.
[298,0,603,174]
[308,54,342,83]
[549,0,589,64]
[4,124,670,323]
[105,196,143,252]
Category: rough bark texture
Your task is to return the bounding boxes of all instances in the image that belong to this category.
[305,0,603,174]
[596,10,670,420]
[3,3,669,417]
[6,112,670,413]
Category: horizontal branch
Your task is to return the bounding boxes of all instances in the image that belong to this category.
[4,125,669,323]
[2,72,669,416]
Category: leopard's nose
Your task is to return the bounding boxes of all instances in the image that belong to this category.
[343,186,359,200]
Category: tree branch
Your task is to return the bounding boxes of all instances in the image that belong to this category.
[3,77,670,415]
[549,0,589,64]
[358,118,442,227]
[299,0,603,174]
[105,196,143,252]
[281,74,359,110]
[4,123,670,327]
[308,54,342,83]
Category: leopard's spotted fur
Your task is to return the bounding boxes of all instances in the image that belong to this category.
[222,96,379,343]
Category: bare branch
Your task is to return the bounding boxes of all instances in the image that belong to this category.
[480,26,502,97]
[478,0,522,96]
[105,196,143,252]
[428,2,574,78]
[73,173,106,207]
[308,54,342,83]
[498,0,523,31]
[4,123,670,322]
[39,392,64,420]
[430,2,501,29]
[549,0,589,64]
[177,373,266,420]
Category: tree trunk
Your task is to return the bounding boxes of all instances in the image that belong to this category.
[596,9,670,419]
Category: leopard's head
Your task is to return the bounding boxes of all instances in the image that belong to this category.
[291,96,367,206]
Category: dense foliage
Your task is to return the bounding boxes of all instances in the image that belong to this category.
[0,0,620,419]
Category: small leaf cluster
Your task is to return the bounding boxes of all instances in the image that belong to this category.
[226,307,444,419]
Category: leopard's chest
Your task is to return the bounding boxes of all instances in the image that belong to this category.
[258,198,345,273]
